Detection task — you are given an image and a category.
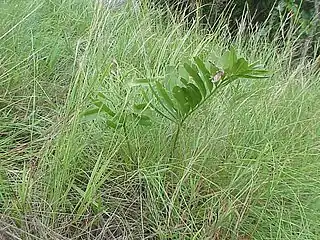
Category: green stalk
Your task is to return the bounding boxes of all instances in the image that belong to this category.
[123,121,135,169]
[170,123,182,159]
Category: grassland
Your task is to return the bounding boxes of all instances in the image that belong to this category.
[1,0,320,239]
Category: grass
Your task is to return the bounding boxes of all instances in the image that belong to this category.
[1,0,320,239]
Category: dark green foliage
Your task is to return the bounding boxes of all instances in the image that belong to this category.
[131,47,268,153]
[82,92,152,129]
[81,47,268,156]
[150,0,280,28]
[275,0,320,56]
[136,47,268,125]
[83,48,268,127]
[151,0,319,58]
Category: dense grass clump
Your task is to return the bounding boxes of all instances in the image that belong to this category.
[1,0,320,239]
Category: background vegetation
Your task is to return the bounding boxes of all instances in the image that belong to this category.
[154,0,320,57]
[1,0,320,239]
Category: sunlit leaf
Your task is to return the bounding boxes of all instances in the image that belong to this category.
[129,78,153,87]
[194,56,213,91]
[137,115,152,126]
[92,100,115,117]
[106,119,119,129]
[221,46,237,70]
[133,103,149,111]
[80,107,101,121]
[232,58,249,74]
[178,65,189,80]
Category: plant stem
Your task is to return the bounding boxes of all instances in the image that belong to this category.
[123,122,135,168]
[169,83,227,159]
[170,123,181,158]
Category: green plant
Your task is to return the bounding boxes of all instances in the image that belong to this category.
[81,91,152,163]
[83,47,268,156]
[3,0,320,238]
[82,91,152,129]
[137,47,268,154]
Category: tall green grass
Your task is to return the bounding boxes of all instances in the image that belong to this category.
[1,0,320,239]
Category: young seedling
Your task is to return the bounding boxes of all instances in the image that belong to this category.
[82,46,268,158]
[135,46,268,155]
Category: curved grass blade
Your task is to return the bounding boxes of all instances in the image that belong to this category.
[106,119,122,129]
[142,88,177,122]
[133,103,149,111]
[80,107,100,122]
[129,112,152,126]
[92,100,116,117]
